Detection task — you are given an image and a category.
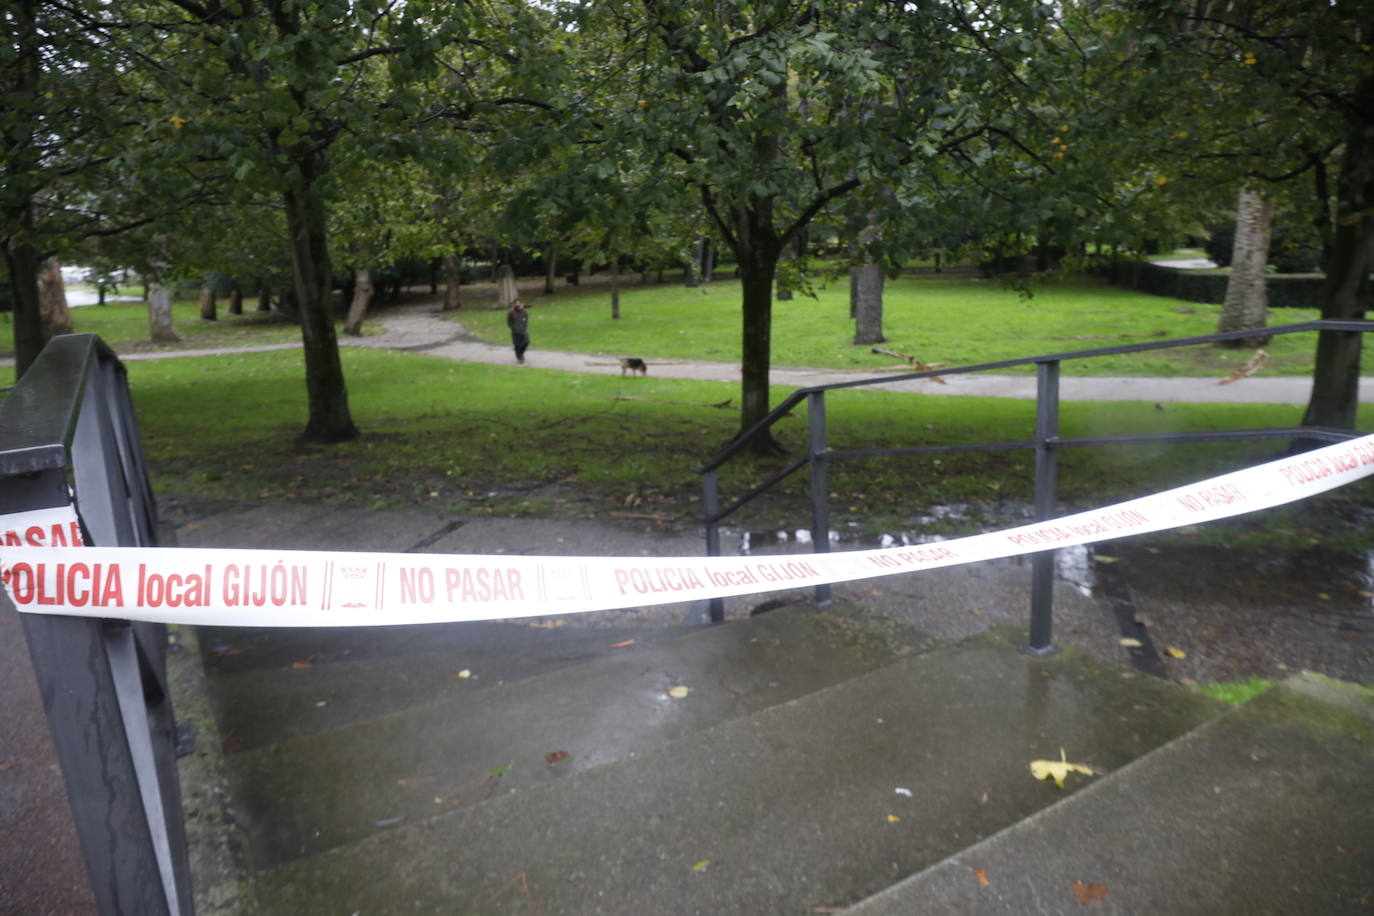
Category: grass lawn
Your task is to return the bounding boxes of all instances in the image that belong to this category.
[453,272,1325,377]
[126,348,1374,548]
[0,298,306,358]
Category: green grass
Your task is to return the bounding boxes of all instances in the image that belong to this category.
[1195,677,1374,706]
[0,298,306,358]
[126,349,1374,542]
[454,273,1323,377]
[1195,678,1277,706]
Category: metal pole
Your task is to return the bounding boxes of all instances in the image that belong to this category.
[1026,360,1061,656]
[702,470,725,622]
[808,391,833,606]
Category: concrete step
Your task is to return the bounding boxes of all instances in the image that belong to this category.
[224,603,930,871]
[846,672,1374,915]
[200,620,695,750]
[245,628,1223,914]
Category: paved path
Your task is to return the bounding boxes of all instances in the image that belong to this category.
[14,297,1365,404]
[342,299,1349,405]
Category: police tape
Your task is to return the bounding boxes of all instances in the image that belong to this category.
[3,433,1373,628]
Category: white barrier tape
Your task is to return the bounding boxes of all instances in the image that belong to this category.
[3,434,1373,627]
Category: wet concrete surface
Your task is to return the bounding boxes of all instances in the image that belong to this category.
[1092,538,1374,685]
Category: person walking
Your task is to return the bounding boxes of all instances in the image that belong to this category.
[506,298,530,363]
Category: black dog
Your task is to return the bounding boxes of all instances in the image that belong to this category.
[619,358,648,376]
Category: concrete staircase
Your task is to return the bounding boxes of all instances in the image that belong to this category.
[168,507,1374,915]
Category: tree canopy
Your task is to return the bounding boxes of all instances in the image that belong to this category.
[4,0,1367,445]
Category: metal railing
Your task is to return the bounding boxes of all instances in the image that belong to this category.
[700,319,1374,652]
[0,334,191,915]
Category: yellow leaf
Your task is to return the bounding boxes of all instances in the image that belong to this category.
[169,114,187,129]
[1165,647,1187,659]
[692,860,710,872]
[1095,555,1119,563]
[974,868,990,886]
[1119,638,1142,648]
[886,814,901,823]
[1029,748,1094,789]
[668,686,691,699]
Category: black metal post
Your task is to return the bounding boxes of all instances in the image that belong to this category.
[0,335,191,915]
[1026,360,1061,656]
[703,470,725,622]
[808,391,833,606]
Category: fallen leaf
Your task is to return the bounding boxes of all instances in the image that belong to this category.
[1095,555,1120,564]
[886,814,901,823]
[1071,880,1109,904]
[451,669,473,680]
[374,815,406,827]
[1119,637,1142,648]
[1030,748,1095,789]
[894,787,913,797]
[1165,647,1187,659]
[291,658,313,669]
[692,860,710,872]
[608,639,636,648]
[968,608,983,616]
[668,686,691,699]
[974,868,990,887]
[545,750,569,767]
[979,791,989,804]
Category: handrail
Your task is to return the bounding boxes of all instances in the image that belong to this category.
[699,320,1370,473]
[699,319,1374,649]
[0,334,191,915]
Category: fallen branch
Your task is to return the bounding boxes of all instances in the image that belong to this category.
[613,395,737,409]
[608,511,675,521]
[870,347,947,384]
[1218,348,1269,385]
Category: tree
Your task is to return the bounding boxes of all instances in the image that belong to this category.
[129,0,493,442]
[1121,0,1374,433]
[1,0,148,376]
[563,0,1064,454]
[1216,186,1275,344]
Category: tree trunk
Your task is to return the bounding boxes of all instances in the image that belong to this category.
[702,238,715,283]
[495,264,518,308]
[442,254,463,310]
[543,244,557,295]
[198,284,217,321]
[610,255,621,319]
[4,235,47,378]
[282,152,359,444]
[344,266,372,336]
[257,289,271,311]
[685,238,702,288]
[38,257,72,335]
[228,287,243,315]
[851,262,886,344]
[148,285,179,342]
[1300,75,1374,436]
[776,243,794,301]
[737,248,783,455]
[1216,186,1274,346]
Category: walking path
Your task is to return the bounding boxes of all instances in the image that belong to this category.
[11,297,1365,404]
[341,299,1353,405]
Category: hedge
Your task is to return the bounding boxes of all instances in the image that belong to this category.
[1105,261,1327,310]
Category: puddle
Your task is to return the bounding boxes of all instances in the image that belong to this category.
[723,507,1374,624]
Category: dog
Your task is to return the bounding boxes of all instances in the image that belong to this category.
[619,357,648,377]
